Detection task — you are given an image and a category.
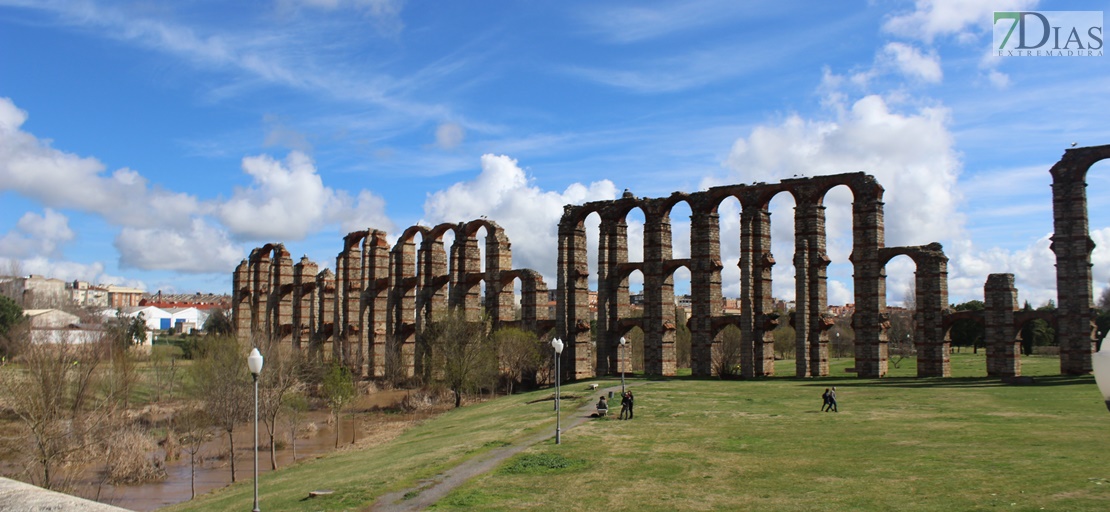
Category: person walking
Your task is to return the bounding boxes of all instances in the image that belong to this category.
[619,391,631,420]
[827,386,838,412]
[626,390,634,419]
[821,388,831,412]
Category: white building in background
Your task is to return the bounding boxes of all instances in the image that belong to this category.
[23,308,103,345]
[102,305,169,331]
[165,307,207,334]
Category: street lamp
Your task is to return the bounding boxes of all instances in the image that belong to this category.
[619,337,627,394]
[551,338,564,444]
[247,347,264,512]
[1093,333,1110,412]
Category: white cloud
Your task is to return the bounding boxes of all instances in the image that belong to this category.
[882,42,943,83]
[435,122,465,150]
[0,97,199,231]
[0,209,75,259]
[423,154,619,282]
[712,92,962,303]
[217,150,393,240]
[883,0,1039,43]
[115,219,244,273]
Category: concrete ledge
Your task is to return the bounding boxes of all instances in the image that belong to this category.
[0,477,131,511]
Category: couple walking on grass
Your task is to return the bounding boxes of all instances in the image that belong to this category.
[821,387,838,412]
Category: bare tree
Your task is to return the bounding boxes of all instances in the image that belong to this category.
[257,337,302,470]
[191,336,250,483]
[175,406,211,500]
[0,330,117,490]
[282,392,309,462]
[712,325,743,378]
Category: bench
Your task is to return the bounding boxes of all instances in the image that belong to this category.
[596,406,608,416]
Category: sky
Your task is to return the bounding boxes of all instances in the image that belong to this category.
[0,0,1108,308]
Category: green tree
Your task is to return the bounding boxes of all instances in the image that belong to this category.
[203,308,234,337]
[493,327,542,395]
[0,295,24,356]
[950,300,985,353]
[322,362,356,448]
[425,313,498,408]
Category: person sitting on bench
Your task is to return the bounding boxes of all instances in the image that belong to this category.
[596,396,609,416]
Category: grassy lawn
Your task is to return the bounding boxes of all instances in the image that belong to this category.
[170,354,1110,511]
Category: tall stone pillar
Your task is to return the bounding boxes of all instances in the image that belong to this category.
[362,231,390,379]
[313,269,336,358]
[388,237,418,378]
[335,237,363,370]
[450,228,483,322]
[483,223,515,329]
[984,273,1020,377]
[642,200,677,376]
[595,213,618,375]
[232,259,252,341]
[915,244,950,377]
[739,195,776,378]
[689,201,722,377]
[268,246,294,345]
[793,190,831,378]
[250,248,271,338]
[1048,146,1109,375]
[851,177,888,378]
[556,207,594,381]
[292,256,318,352]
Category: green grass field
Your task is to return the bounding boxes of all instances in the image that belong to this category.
[170,354,1110,511]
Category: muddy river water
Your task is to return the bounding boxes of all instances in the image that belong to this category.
[87,389,421,511]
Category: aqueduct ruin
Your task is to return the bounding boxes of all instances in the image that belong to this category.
[232,220,553,378]
[234,144,1108,381]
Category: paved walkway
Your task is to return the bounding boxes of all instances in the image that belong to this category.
[369,383,638,511]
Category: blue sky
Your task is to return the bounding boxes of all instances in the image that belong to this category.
[0,0,1107,307]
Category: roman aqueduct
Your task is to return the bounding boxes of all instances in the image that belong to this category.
[232,144,1109,381]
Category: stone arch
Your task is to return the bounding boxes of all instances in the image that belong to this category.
[497,268,552,334]
[877,243,950,377]
[237,243,293,346]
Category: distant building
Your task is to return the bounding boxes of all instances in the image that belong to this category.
[24,308,105,345]
[0,275,68,307]
[105,285,144,308]
[69,280,109,308]
[140,291,230,311]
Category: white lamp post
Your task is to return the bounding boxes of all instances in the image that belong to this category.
[551,338,564,444]
[1093,333,1110,412]
[247,347,264,512]
[619,336,627,394]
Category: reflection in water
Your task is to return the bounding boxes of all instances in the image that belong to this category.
[92,389,419,511]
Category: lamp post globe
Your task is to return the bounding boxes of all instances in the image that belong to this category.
[551,338,564,444]
[248,348,264,512]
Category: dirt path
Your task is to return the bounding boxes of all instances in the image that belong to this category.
[368,383,641,512]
